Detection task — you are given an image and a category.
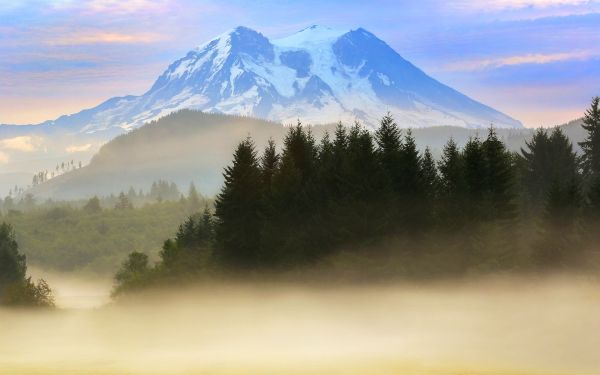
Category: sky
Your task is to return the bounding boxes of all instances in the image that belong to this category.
[0,0,599,128]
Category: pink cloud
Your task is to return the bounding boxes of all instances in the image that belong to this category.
[46,31,166,45]
[443,51,595,72]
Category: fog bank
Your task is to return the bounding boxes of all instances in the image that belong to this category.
[1,276,599,374]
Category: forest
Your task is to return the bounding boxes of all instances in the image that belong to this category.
[1,98,600,304]
[110,98,600,296]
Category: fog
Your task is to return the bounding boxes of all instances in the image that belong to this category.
[1,275,599,375]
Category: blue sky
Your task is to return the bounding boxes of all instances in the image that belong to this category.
[0,0,599,127]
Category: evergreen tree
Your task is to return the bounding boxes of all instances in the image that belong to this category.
[579,97,600,179]
[520,128,579,212]
[83,196,102,214]
[578,97,600,213]
[0,223,26,292]
[421,147,439,200]
[483,128,516,222]
[438,138,465,228]
[399,129,427,234]
[260,138,279,196]
[519,129,551,208]
[463,136,487,218]
[374,113,402,190]
[214,138,263,268]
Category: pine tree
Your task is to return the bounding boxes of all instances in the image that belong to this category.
[421,147,439,199]
[260,138,279,197]
[214,138,263,268]
[579,97,600,178]
[83,196,102,214]
[438,138,465,229]
[483,128,516,222]
[374,113,402,190]
[520,128,579,212]
[519,128,551,208]
[463,136,487,218]
[578,97,600,213]
[0,223,26,292]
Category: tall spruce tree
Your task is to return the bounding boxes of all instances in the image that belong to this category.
[483,128,516,222]
[0,223,26,292]
[520,128,579,212]
[260,138,279,197]
[463,136,487,216]
[579,97,600,178]
[375,113,402,190]
[214,138,263,268]
[578,97,600,214]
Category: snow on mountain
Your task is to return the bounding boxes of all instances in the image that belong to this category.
[2,25,522,137]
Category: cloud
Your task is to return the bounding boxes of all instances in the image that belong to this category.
[0,151,9,164]
[51,0,173,15]
[0,136,42,152]
[444,51,594,71]
[46,31,165,45]
[66,143,93,153]
[450,0,596,11]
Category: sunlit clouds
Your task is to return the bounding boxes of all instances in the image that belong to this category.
[444,51,595,72]
[0,136,42,152]
[46,31,165,45]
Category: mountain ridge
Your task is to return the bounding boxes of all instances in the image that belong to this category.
[1,25,522,138]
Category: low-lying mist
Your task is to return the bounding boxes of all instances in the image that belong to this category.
[1,275,599,375]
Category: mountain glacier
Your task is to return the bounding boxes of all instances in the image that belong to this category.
[3,25,522,135]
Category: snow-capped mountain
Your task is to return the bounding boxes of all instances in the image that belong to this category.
[2,25,522,136]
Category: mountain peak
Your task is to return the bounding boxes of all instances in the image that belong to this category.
[275,25,347,47]
[10,25,522,137]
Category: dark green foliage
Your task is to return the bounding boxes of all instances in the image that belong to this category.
[534,180,582,267]
[214,138,263,268]
[2,277,55,307]
[113,251,149,292]
[374,113,402,190]
[438,138,465,228]
[114,108,600,294]
[260,138,279,198]
[579,97,600,179]
[0,223,26,291]
[0,223,54,307]
[83,196,102,214]
[463,136,486,217]
[483,128,517,222]
[579,97,600,213]
[520,128,579,212]
[420,147,439,202]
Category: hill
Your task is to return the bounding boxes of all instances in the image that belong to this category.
[28,111,584,200]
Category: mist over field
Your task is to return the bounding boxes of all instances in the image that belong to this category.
[1,275,599,375]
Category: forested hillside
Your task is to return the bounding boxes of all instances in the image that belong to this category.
[113,99,600,295]
[26,110,584,200]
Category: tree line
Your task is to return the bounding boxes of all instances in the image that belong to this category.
[0,223,54,307]
[113,98,600,294]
